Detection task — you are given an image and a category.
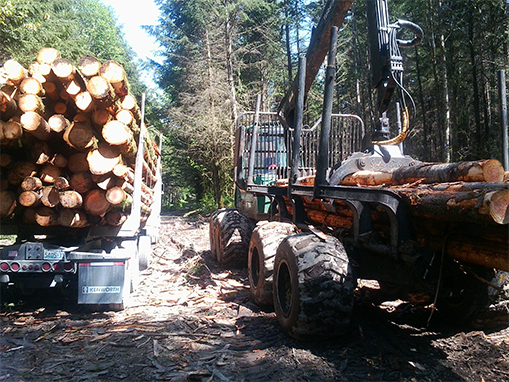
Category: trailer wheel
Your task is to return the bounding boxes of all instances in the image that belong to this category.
[435,262,493,322]
[248,221,298,307]
[273,233,357,339]
[209,208,253,267]
[138,235,152,271]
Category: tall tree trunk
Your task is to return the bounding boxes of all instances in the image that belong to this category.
[439,31,452,163]
[284,0,293,85]
[205,29,216,126]
[225,15,238,123]
[414,45,429,160]
[468,0,482,156]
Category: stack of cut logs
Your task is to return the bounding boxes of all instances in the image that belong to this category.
[0,48,160,228]
[286,159,509,271]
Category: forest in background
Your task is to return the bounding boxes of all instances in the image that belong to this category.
[149,0,509,210]
[1,0,508,210]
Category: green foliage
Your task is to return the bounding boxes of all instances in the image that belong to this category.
[150,0,509,210]
[0,0,143,95]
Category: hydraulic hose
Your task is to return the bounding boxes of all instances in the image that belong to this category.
[372,106,409,146]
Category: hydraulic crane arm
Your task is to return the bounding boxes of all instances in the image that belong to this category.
[278,0,422,144]
[278,0,354,125]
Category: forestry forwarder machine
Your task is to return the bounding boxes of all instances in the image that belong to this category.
[209,0,509,339]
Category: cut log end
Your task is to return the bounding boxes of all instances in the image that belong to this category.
[481,159,505,183]
[84,189,111,216]
[488,190,509,225]
[78,55,101,78]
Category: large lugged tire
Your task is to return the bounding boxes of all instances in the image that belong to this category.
[273,233,357,339]
[248,221,298,307]
[209,208,253,267]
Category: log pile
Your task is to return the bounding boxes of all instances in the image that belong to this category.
[284,159,509,271]
[0,48,160,229]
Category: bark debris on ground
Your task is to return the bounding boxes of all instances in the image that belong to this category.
[1,212,508,381]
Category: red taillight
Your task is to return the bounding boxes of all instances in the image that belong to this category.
[63,262,73,272]
[42,262,51,272]
[10,262,20,272]
[53,263,62,271]
[0,262,8,271]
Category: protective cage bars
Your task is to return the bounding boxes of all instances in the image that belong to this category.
[235,111,365,188]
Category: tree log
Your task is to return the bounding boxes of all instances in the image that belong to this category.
[3,120,23,141]
[392,159,504,184]
[0,90,18,121]
[75,91,95,112]
[51,153,68,168]
[105,211,127,226]
[43,81,59,100]
[120,94,137,110]
[92,108,113,126]
[105,186,126,205]
[20,112,51,141]
[86,143,121,175]
[99,61,129,97]
[84,189,111,216]
[19,77,44,96]
[3,59,26,85]
[39,164,61,184]
[102,120,135,156]
[18,94,45,114]
[59,208,88,228]
[115,109,134,126]
[93,173,120,190]
[87,75,116,106]
[59,190,83,209]
[63,120,96,149]
[53,176,71,191]
[48,114,70,133]
[29,62,51,83]
[21,176,43,191]
[68,152,90,173]
[386,184,509,225]
[35,206,58,226]
[70,172,94,194]
[53,102,68,115]
[40,186,60,208]
[7,162,37,185]
[52,58,76,82]
[65,79,83,97]
[0,191,17,217]
[78,55,101,78]
[30,140,52,164]
[36,47,60,65]
[112,164,135,183]
[19,190,41,207]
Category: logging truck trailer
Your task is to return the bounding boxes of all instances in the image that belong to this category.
[210,0,509,339]
[0,121,162,309]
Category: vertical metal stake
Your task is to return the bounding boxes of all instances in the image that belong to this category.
[498,70,508,170]
[315,26,338,197]
[247,94,262,185]
[288,56,306,197]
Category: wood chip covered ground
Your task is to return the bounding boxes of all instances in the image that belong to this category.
[1,213,509,381]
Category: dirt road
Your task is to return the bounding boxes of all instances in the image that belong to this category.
[1,213,508,381]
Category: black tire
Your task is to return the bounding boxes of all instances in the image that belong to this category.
[435,262,494,323]
[209,208,253,267]
[273,233,357,339]
[248,221,298,307]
